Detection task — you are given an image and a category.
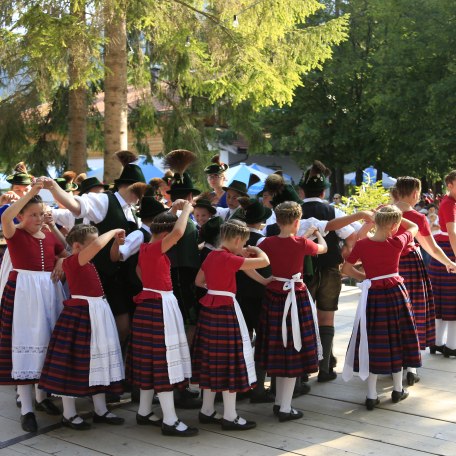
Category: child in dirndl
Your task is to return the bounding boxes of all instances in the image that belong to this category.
[392,177,456,384]
[255,202,327,422]
[39,224,126,430]
[428,171,456,357]
[0,181,67,432]
[342,206,422,410]
[128,200,197,437]
[192,219,270,430]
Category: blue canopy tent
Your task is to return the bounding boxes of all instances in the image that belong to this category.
[249,163,292,183]
[224,163,269,195]
[344,166,396,188]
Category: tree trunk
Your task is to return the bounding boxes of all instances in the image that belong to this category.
[103,1,128,184]
[336,167,344,195]
[356,168,363,186]
[67,1,87,174]
[376,166,382,183]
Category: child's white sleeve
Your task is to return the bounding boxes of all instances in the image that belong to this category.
[118,230,144,261]
[298,217,328,239]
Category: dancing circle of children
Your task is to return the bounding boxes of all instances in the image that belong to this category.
[341,205,422,411]
[0,179,67,433]
[254,201,327,422]
[192,219,272,430]
[38,224,127,430]
[392,177,456,385]
[127,199,198,437]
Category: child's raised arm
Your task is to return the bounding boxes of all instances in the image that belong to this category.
[161,200,193,253]
[1,181,43,239]
[78,229,125,266]
[239,246,270,270]
[325,211,374,232]
[314,231,328,254]
[400,217,418,237]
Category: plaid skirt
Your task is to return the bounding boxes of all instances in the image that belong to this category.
[127,298,187,392]
[39,302,123,397]
[399,249,436,349]
[428,240,456,321]
[352,284,421,374]
[191,305,253,392]
[255,289,319,377]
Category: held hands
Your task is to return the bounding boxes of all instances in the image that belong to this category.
[303,225,318,239]
[182,200,193,213]
[29,179,44,195]
[114,229,126,245]
[241,245,262,258]
[43,211,55,228]
[33,177,54,190]
[360,210,375,223]
[0,192,20,205]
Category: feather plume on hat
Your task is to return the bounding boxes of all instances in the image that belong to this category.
[62,171,77,184]
[211,154,228,170]
[128,182,149,199]
[75,173,87,185]
[163,149,197,175]
[14,162,28,174]
[115,150,138,167]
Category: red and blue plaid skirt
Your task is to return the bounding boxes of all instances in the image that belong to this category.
[255,289,319,377]
[191,305,253,392]
[399,249,436,349]
[38,301,123,397]
[428,240,456,321]
[0,272,36,385]
[127,298,187,392]
[352,284,421,374]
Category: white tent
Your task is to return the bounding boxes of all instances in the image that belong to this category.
[344,166,397,188]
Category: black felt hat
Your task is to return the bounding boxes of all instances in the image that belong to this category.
[204,155,228,175]
[167,172,201,196]
[138,196,168,219]
[113,151,146,187]
[78,177,109,195]
[271,184,303,207]
[299,161,331,194]
[6,173,32,186]
[222,180,249,196]
[200,216,223,245]
[240,198,272,224]
[55,178,78,192]
[193,198,217,215]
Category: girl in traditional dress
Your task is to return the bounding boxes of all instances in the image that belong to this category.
[0,181,66,432]
[39,224,126,430]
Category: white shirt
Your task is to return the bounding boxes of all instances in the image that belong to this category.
[75,192,140,226]
[302,197,355,240]
[118,224,151,261]
[52,208,77,230]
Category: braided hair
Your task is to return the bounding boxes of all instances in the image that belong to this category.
[220,219,250,244]
[66,224,99,245]
[374,205,402,228]
[274,201,302,226]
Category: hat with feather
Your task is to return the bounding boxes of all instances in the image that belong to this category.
[298,160,331,194]
[114,151,146,187]
[222,174,261,197]
[6,162,33,186]
[164,149,201,197]
[204,154,228,175]
[238,197,272,225]
[55,171,78,192]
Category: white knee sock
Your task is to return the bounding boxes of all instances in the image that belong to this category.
[35,385,47,403]
[92,393,110,417]
[392,370,403,392]
[407,367,417,374]
[446,321,456,350]
[158,391,187,430]
[274,377,283,406]
[17,384,34,415]
[62,397,83,423]
[201,390,216,416]
[222,391,246,424]
[138,389,155,417]
[278,377,296,413]
[435,319,448,346]
[367,373,378,399]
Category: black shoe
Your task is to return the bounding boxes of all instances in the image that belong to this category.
[21,412,37,433]
[443,346,456,358]
[175,389,202,409]
[365,397,380,411]
[62,415,91,430]
[301,373,309,383]
[250,389,275,404]
[93,411,125,425]
[35,398,61,416]
[391,389,409,403]
[429,345,445,354]
[221,416,256,431]
[278,408,303,422]
[273,405,280,416]
[317,370,337,383]
[293,382,311,398]
[161,420,199,437]
[136,412,162,426]
[198,411,222,424]
[406,372,420,386]
[330,355,338,369]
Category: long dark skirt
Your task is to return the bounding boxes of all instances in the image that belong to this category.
[39,303,123,397]
[428,240,456,321]
[352,284,421,375]
[255,289,319,377]
[399,249,436,349]
[127,298,187,392]
[191,305,253,392]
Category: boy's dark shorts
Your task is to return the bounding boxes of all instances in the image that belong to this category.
[308,266,341,312]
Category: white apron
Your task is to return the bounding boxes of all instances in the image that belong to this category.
[72,295,124,386]
[342,273,400,381]
[274,273,322,359]
[11,269,65,380]
[0,248,13,305]
[143,288,192,384]
[206,290,257,385]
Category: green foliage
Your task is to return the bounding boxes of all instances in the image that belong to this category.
[340,180,390,214]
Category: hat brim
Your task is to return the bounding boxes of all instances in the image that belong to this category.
[245,207,272,225]
[79,183,110,195]
[222,186,248,197]
[194,203,217,215]
[138,207,167,219]
[167,188,201,196]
